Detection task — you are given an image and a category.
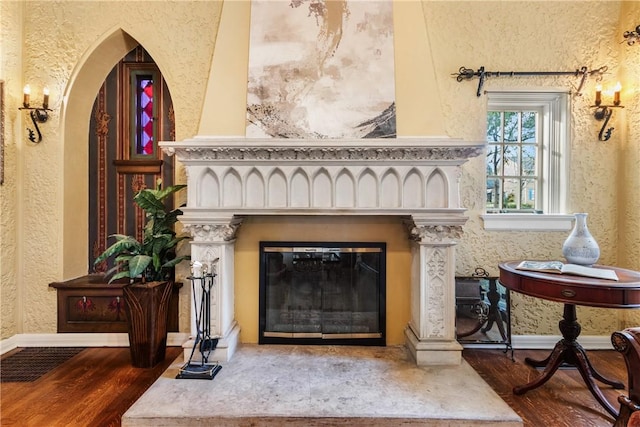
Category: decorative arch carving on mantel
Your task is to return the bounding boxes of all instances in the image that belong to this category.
[161,137,484,215]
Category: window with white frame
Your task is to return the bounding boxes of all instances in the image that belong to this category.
[482,92,573,231]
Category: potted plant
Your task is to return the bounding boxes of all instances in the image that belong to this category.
[94,179,190,368]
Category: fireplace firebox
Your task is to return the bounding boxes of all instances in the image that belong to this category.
[259,242,386,346]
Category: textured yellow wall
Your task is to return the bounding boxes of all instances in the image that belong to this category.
[617,0,640,328]
[2,1,638,340]
[0,1,23,338]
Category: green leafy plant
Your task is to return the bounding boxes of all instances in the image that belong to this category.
[94,180,190,283]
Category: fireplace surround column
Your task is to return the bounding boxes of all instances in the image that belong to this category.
[404,219,463,365]
[182,216,244,362]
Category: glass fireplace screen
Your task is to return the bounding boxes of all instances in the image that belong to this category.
[259,242,386,345]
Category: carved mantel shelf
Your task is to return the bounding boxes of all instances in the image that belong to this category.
[161,136,484,163]
[160,137,484,221]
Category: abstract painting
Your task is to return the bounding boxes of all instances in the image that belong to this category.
[247,0,396,139]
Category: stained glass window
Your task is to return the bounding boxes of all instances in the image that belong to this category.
[113,63,164,174]
[130,70,158,158]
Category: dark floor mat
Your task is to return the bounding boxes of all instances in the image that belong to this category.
[1,347,85,382]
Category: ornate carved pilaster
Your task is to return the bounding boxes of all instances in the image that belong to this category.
[405,216,463,366]
[182,216,243,363]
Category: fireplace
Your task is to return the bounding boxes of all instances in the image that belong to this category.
[160,136,484,366]
[259,242,386,346]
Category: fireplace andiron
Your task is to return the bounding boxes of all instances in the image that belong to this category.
[176,260,222,380]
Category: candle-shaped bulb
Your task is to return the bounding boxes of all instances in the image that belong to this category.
[43,87,50,110]
[594,84,602,106]
[613,82,621,106]
[192,260,203,278]
[23,85,31,108]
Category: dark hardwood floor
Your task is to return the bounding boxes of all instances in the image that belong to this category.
[0,346,183,427]
[0,346,627,426]
[464,348,626,427]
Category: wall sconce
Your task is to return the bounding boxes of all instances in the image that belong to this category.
[18,85,51,143]
[592,82,624,142]
[623,24,640,46]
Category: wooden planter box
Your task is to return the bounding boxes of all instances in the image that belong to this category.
[49,274,181,333]
[124,280,173,368]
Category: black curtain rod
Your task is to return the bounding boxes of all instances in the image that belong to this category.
[483,90,572,95]
[453,65,608,97]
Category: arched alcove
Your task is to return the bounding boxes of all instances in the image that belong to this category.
[245,168,265,207]
[425,168,448,208]
[403,168,424,208]
[223,168,243,207]
[61,29,139,278]
[380,169,401,208]
[199,169,220,207]
[267,168,287,207]
[61,28,176,278]
[357,168,378,208]
[290,168,310,207]
[336,169,356,208]
[312,168,332,207]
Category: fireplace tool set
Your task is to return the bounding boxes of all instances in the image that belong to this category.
[176,259,222,380]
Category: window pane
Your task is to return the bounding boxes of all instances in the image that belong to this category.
[486,145,502,175]
[521,179,536,209]
[503,112,519,142]
[503,145,519,175]
[521,111,537,143]
[486,178,501,210]
[522,145,537,175]
[487,112,501,142]
[503,178,519,209]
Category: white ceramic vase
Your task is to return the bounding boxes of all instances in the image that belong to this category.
[562,213,600,266]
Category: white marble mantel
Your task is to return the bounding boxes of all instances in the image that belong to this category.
[160,136,485,366]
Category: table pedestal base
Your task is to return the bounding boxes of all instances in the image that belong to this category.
[513,303,624,418]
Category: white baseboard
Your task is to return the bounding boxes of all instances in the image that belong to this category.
[511,334,614,350]
[1,333,614,356]
[0,332,190,355]
[463,334,614,351]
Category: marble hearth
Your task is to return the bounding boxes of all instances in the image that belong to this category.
[160,136,484,366]
[122,345,523,427]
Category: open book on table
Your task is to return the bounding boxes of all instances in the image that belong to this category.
[516,261,619,281]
